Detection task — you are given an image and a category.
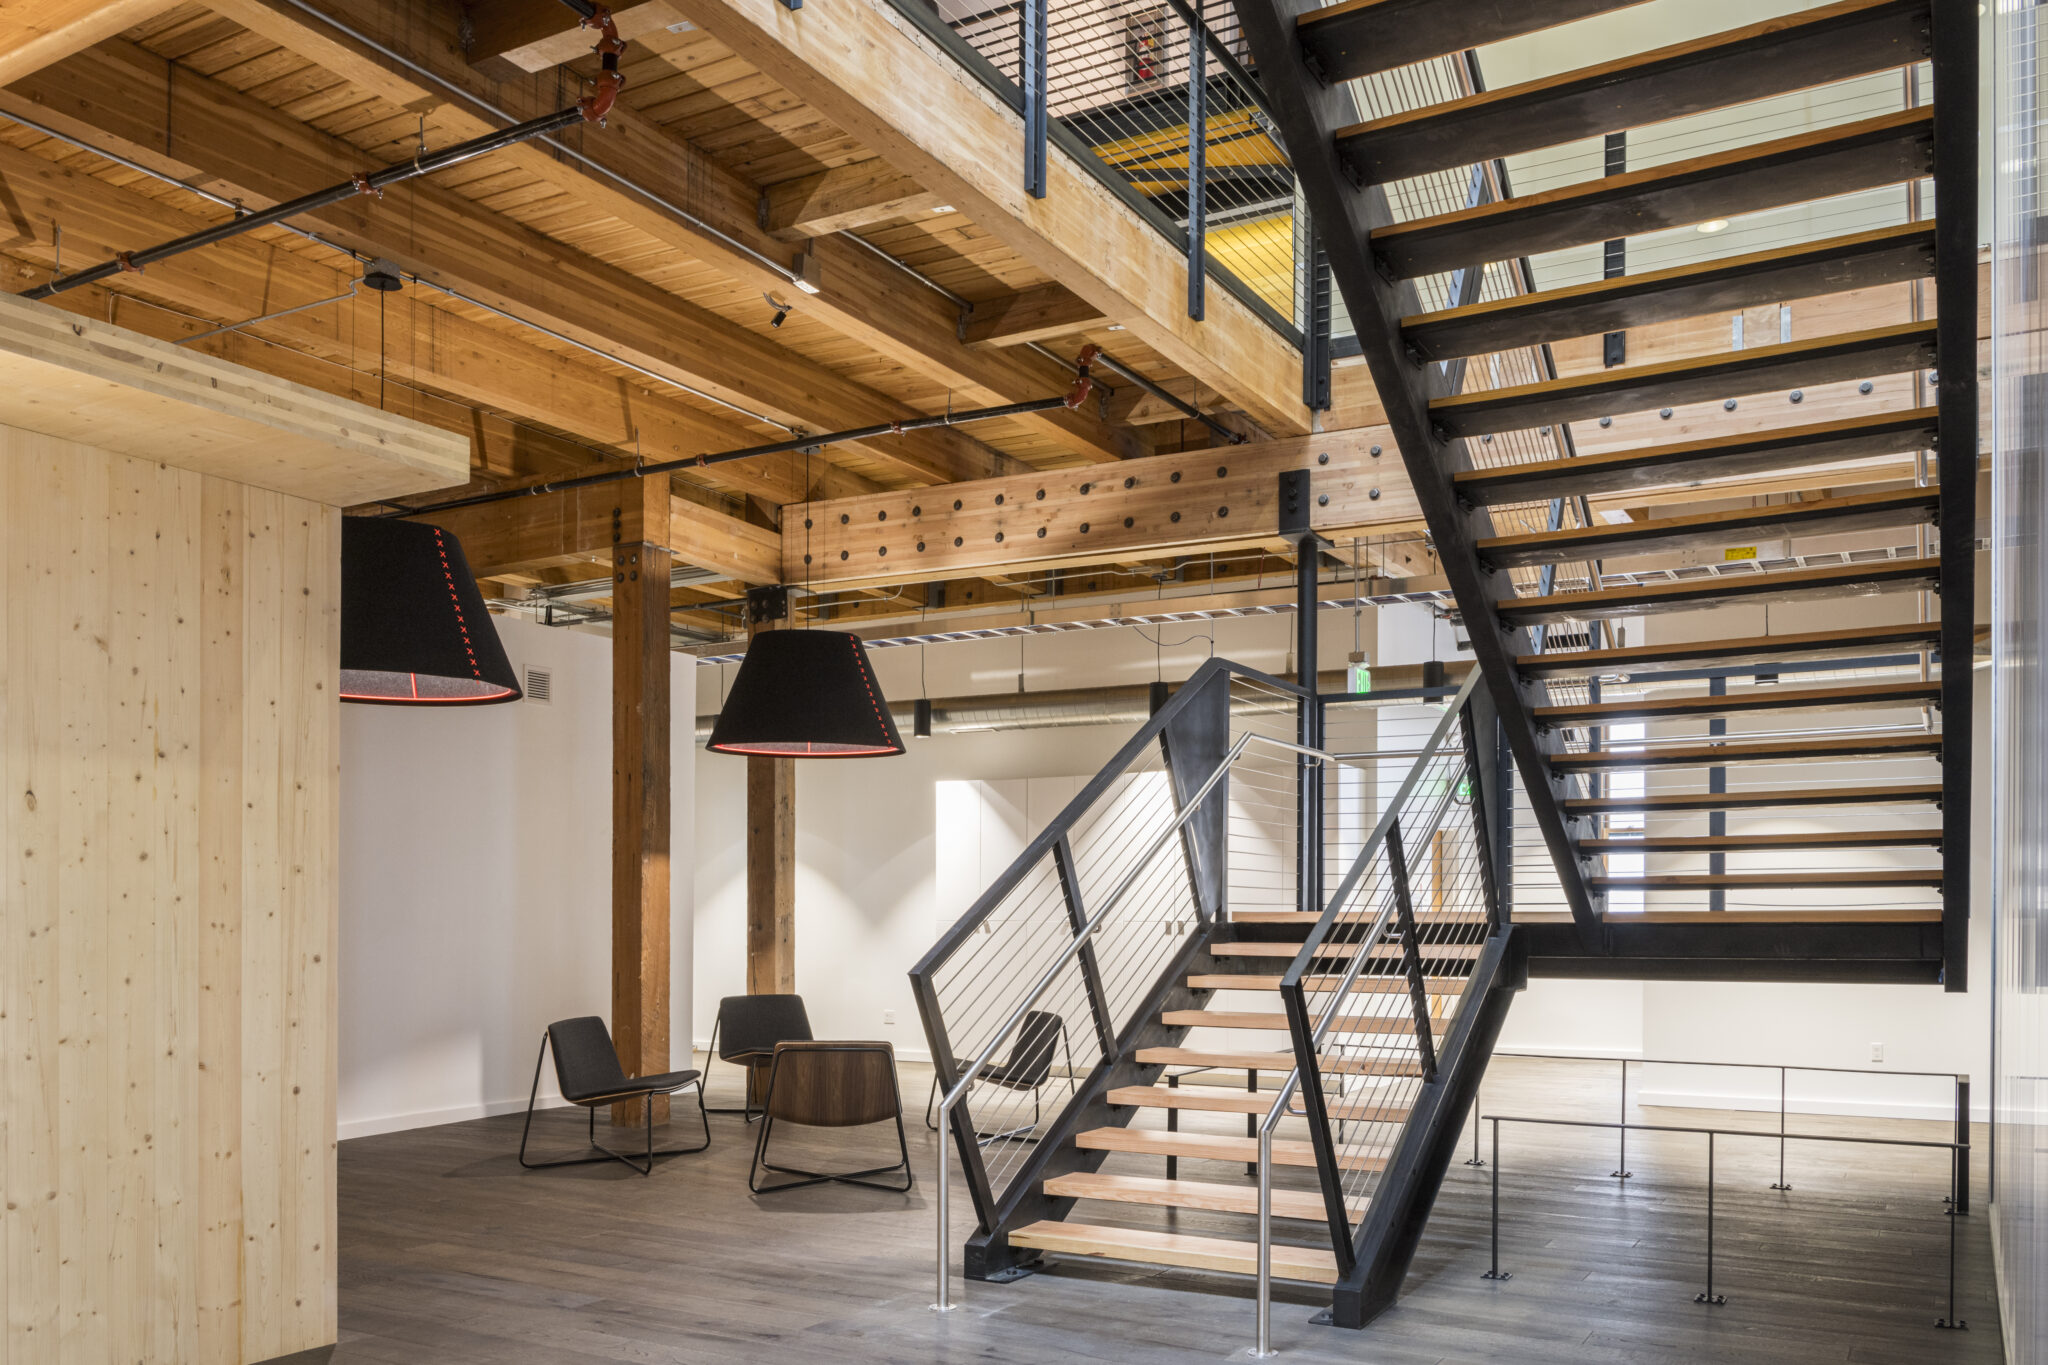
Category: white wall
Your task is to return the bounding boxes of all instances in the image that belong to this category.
[336,616,696,1139]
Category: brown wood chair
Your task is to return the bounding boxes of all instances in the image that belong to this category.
[518,1016,710,1176]
[748,1040,914,1194]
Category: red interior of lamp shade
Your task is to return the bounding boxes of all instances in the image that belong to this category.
[706,628,904,757]
[340,517,521,705]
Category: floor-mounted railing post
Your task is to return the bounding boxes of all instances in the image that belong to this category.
[1466,1091,1485,1167]
[934,1093,955,1313]
[1482,1118,1509,1281]
[1952,1076,1971,1215]
[1020,0,1047,199]
[1614,1059,1631,1181]
[1696,1131,1725,1306]
[1254,1125,1277,1357]
[1384,820,1439,1081]
[1772,1067,1791,1191]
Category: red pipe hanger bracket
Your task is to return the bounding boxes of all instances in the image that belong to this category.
[1065,343,1102,409]
[579,7,627,124]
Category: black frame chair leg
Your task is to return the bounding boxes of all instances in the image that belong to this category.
[749,1106,917,1195]
[517,1033,713,1176]
[702,1021,767,1123]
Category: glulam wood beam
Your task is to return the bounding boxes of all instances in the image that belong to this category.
[760,159,945,239]
[0,0,173,83]
[962,283,1113,348]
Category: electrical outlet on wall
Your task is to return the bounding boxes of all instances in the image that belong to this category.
[1870,1042,1885,1063]
[883,1010,896,1026]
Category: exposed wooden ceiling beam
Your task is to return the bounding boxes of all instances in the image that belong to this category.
[201,0,1148,467]
[462,0,686,71]
[759,159,944,240]
[0,0,174,83]
[3,37,1013,487]
[664,0,1312,436]
[786,427,1421,590]
[962,284,1113,349]
[0,137,823,503]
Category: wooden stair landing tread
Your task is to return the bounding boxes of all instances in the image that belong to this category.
[1134,1047,1426,1077]
[1337,0,1933,185]
[1600,908,1942,923]
[1496,557,1939,625]
[1044,1171,1365,1221]
[1163,1009,1444,1035]
[1105,1084,1414,1125]
[1188,973,1469,993]
[1579,828,1942,852]
[1409,226,1936,361]
[1371,106,1933,279]
[1009,1221,1339,1284]
[1553,732,1942,770]
[1458,408,1938,507]
[1295,0,1647,85]
[1536,680,1940,727]
[1518,620,1944,678]
[1565,783,1942,814]
[1477,488,1937,570]
[1075,1126,1389,1171]
[1212,940,1484,959]
[1590,869,1943,889]
[1432,321,1935,438]
[1233,909,1485,925]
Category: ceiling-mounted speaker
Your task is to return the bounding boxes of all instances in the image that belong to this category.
[340,517,521,705]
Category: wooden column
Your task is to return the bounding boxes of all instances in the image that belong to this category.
[746,754,796,996]
[611,481,671,1124]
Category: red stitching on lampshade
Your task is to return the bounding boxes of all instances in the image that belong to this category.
[850,634,894,746]
[434,529,486,680]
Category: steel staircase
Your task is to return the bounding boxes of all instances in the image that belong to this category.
[913,0,1979,1340]
[1234,0,1978,984]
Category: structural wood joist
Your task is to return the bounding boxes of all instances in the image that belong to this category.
[200,0,1147,466]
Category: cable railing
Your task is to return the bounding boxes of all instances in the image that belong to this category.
[1250,671,1498,1354]
[914,657,1312,1310]
[896,0,1303,341]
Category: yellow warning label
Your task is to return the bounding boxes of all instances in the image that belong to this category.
[1724,546,1758,561]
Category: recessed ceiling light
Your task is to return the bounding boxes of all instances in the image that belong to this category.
[1696,219,1730,234]
[666,19,695,31]
[931,205,955,214]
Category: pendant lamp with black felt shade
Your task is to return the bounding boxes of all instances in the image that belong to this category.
[707,628,904,757]
[341,517,521,705]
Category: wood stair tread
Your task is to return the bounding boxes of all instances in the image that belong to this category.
[1075,1126,1391,1170]
[1596,908,1942,923]
[1133,1047,1425,1077]
[1477,487,1937,570]
[1371,106,1933,279]
[1552,731,1942,769]
[1535,680,1941,726]
[1104,1085,1414,1124]
[1162,1009,1445,1035]
[1590,869,1942,889]
[1408,223,1935,361]
[1044,1171,1365,1221]
[1456,409,1938,507]
[1496,556,1940,625]
[1565,783,1942,813]
[1212,940,1484,959]
[1337,0,1931,185]
[1295,0,1645,85]
[1009,1221,1339,1284]
[1188,973,1469,993]
[1233,909,1485,925]
[1431,321,1935,438]
[1578,829,1942,852]
[1518,620,1944,678]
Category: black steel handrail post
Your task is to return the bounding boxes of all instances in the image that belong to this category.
[1953,1077,1971,1215]
[1614,1058,1631,1181]
[1385,820,1439,1082]
[1458,703,1504,935]
[1052,835,1118,1062]
[1772,1066,1792,1191]
[1696,1132,1725,1305]
[1021,0,1048,199]
[1481,1117,1509,1281]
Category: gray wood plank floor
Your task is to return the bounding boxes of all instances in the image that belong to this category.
[333,1056,2002,1363]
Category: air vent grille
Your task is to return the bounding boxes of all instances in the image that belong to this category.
[523,667,552,704]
